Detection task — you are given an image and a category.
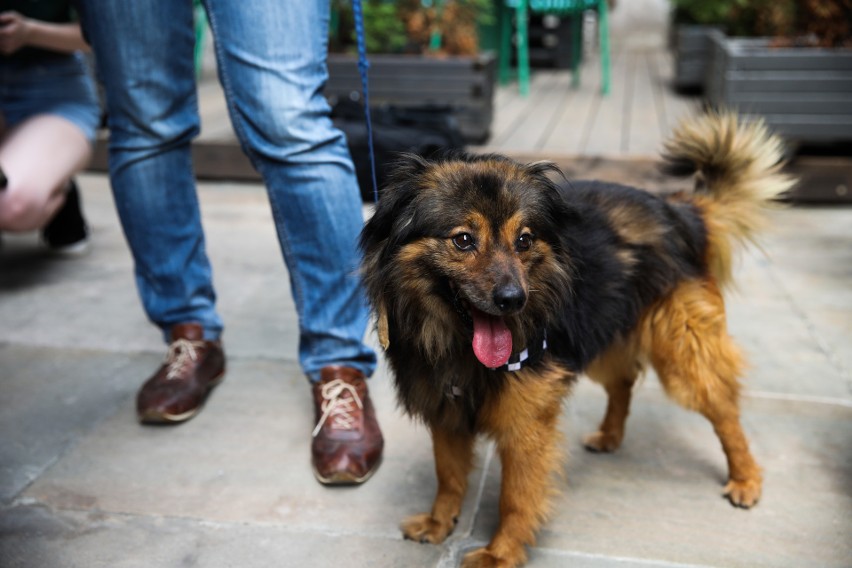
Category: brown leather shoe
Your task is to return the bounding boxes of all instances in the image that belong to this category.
[136,323,225,424]
[311,366,384,485]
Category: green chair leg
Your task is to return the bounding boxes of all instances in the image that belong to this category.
[571,11,582,88]
[598,0,611,95]
[428,0,446,53]
[193,0,207,80]
[506,0,609,96]
[330,3,339,40]
[517,0,530,96]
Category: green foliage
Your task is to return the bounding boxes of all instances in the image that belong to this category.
[456,0,495,26]
[670,0,744,26]
[360,1,409,54]
[671,0,801,37]
[330,0,493,54]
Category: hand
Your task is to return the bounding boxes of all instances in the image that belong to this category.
[0,11,32,55]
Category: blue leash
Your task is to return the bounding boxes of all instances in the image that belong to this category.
[350,0,380,202]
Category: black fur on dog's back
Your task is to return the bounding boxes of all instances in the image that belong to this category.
[545,179,708,370]
[360,151,711,428]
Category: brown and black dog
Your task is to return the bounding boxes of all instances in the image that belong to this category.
[360,112,793,567]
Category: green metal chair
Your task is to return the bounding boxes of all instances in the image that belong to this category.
[499,0,610,96]
[193,0,208,79]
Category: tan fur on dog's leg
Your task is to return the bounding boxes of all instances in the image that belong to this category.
[401,426,474,544]
[584,337,641,452]
[462,419,558,567]
[583,378,635,453]
[643,279,762,507]
[703,406,762,507]
[464,366,569,567]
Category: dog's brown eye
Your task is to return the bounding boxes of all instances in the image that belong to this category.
[516,233,534,252]
[452,233,476,251]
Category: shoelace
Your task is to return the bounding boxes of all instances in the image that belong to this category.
[312,378,363,437]
[164,338,206,380]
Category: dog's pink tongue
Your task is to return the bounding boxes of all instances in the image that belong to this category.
[471,309,513,369]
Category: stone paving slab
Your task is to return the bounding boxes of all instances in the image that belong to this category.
[0,176,301,359]
[3,355,474,568]
[0,505,445,568]
[759,208,852,389]
[725,251,849,400]
[0,345,152,502]
[20,357,431,534]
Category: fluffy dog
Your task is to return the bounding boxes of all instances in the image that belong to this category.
[360,112,793,567]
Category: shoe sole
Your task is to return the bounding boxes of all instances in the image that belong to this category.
[46,237,91,256]
[138,406,202,424]
[312,455,383,486]
[137,370,225,425]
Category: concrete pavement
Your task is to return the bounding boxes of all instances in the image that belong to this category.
[1,172,850,567]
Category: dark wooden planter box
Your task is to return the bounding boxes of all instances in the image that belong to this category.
[325,52,496,144]
[705,33,852,144]
[672,25,723,91]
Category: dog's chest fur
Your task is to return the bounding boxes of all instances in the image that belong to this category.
[385,343,572,434]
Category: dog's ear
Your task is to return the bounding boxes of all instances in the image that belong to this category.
[360,154,433,349]
[360,153,430,258]
[377,153,431,230]
[385,152,432,188]
[523,161,564,188]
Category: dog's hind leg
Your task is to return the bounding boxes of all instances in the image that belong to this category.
[583,335,642,453]
[644,278,762,508]
[401,425,474,544]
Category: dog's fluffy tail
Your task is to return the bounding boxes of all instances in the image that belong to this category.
[661,110,796,288]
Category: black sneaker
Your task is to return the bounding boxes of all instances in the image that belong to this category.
[42,180,89,254]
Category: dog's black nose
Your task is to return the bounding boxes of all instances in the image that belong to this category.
[493,284,526,313]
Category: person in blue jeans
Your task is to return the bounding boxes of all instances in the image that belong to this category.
[77,0,383,486]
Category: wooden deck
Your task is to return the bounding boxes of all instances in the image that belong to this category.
[473,43,698,159]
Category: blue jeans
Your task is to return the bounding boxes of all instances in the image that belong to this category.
[78,0,376,381]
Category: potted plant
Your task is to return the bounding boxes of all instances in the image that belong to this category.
[704,0,852,146]
[326,0,497,143]
[669,0,732,91]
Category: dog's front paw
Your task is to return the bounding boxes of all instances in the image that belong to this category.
[582,430,622,453]
[723,477,761,508]
[400,513,455,544]
[461,547,523,568]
